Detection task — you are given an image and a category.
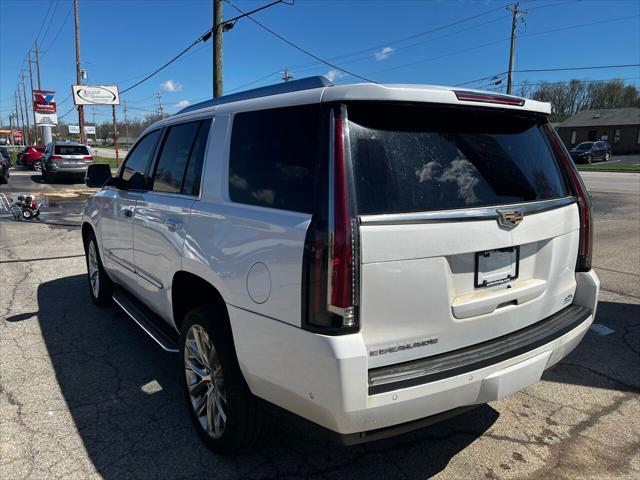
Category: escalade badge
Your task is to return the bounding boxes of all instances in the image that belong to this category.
[496,209,523,229]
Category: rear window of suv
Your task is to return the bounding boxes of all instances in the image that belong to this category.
[347,103,569,215]
[54,145,89,155]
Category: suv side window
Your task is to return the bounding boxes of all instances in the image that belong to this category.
[228,105,322,213]
[151,118,211,195]
[182,119,211,196]
[121,129,161,190]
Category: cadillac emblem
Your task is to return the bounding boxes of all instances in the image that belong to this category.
[496,209,523,229]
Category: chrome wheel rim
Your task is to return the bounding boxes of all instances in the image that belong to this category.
[184,324,227,439]
[88,241,100,298]
[33,161,42,172]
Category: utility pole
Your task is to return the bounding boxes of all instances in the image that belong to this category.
[112,105,119,167]
[213,0,223,97]
[123,100,130,150]
[156,92,164,118]
[34,41,42,89]
[16,90,27,145]
[74,0,86,144]
[282,69,293,82]
[27,53,39,144]
[21,74,31,146]
[506,2,527,95]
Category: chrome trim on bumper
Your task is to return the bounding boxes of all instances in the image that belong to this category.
[359,196,575,226]
[368,304,591,395]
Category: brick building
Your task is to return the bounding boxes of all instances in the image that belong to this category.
[556,107,640,154]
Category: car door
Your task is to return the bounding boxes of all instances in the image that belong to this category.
[100,129,162,286]
[131,118,212,323]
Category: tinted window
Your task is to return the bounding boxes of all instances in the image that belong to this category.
[575,142,593,151]
[122,129,161,190]
[153,122,200,193]
[229,105,322,213]
[348,103,569,215]
[182,119,211,196]
[54,145,89,155]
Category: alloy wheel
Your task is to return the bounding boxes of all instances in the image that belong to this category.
[33,161,42,172]
[88,241,100,298]
[184,324,227,439]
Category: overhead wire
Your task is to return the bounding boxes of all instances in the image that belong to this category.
[224,0,376,83]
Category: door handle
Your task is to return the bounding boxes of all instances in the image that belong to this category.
[122,208,133,218]
[164,218,183,232]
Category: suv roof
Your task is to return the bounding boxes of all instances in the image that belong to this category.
[174,75,551,118]
[49,141,87,146]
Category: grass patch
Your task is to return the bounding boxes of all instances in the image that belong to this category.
[94,156,120,169]
[576,163,640,172]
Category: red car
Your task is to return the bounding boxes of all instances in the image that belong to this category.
[17,146,46,171]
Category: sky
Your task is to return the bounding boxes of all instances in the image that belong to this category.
[1,0,639,125]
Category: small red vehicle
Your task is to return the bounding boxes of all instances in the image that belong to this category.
[17,145,46,171]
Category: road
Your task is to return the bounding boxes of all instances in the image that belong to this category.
[0,170,639,480]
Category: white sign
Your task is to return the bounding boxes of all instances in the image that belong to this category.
[35,111,58,126]
[68,125,96,134]
[72,85,120,105]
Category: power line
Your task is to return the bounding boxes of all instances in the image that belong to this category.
[33,0,54,45]
[119,1,287,95]
[285,2,512,72]
[39,0,60,46]
[42,2,73,53]
[361,13,640,78]
[225,0,376,83]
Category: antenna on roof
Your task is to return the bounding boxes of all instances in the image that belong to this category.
[282,69,293,83]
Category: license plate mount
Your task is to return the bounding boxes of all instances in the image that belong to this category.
[474,247,520,288]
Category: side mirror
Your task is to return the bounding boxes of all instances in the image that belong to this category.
[85,163,113,188]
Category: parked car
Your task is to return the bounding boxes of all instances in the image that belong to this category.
[42,142,94,183]
[17,145,46,170]
[0,147,11,167]
[0,155,9,184]
[569,141,611,164]
[82,77,599,454]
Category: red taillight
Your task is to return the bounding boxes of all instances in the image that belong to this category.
[544,124,592,271]
[51,155,63,161]
[454,90,525,106]
[83,155,93,161]
[302,106,359,334]
[330,112,354,310]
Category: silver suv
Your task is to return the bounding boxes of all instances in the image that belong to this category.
[43,141,94,182]
[82,77,599,454]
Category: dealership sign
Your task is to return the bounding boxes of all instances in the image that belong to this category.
[35,112,58,126]
[69,125,96,134]
[72,85,120,105]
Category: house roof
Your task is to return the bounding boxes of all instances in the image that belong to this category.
[558,107,640,128]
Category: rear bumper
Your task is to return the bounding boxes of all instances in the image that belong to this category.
[229,270,599,439]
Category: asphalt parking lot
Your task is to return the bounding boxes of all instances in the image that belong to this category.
[1,170,639,479]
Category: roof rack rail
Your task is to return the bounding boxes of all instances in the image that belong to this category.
[177,76,334,115]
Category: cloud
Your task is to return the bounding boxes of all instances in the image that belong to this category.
[374,46,394,61]
[175,100,190,109]
[325,69,345,82]
[160,80,183,92]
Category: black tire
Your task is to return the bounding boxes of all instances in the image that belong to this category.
[179,305,269,454]
[84,231,113,306]
[0,173,7,185]
[21,208,34,220]
[32,160,42,172]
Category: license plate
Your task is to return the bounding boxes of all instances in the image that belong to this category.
[474,247,519,288]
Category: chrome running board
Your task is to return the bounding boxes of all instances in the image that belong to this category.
[112,288,179,353]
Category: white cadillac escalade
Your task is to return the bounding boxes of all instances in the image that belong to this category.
[81,77,599,453]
